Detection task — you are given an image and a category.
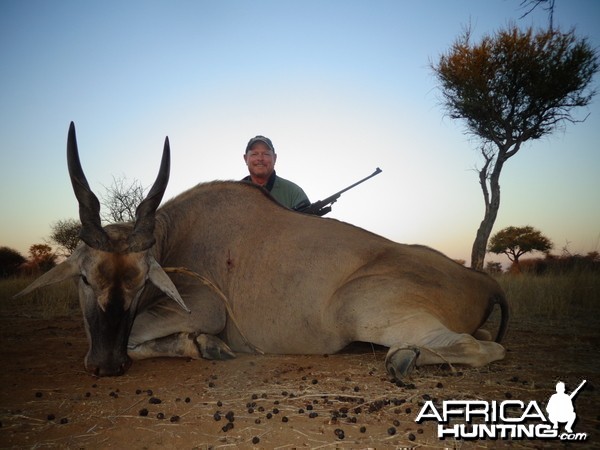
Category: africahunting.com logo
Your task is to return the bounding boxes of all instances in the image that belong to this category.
[415,380,588,442]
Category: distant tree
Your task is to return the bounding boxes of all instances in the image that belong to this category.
[49,218,81,257]
[586,251,599,263]
[0,246,27,278]
[485,261,504,274]
[27,244,57,273]
[99,175,147,223]
[488,226,553,271]
[432,25,598,270]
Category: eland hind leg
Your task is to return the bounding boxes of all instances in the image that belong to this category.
[384,329,506,380]
[351,312,506,380]
[331,278,506,381]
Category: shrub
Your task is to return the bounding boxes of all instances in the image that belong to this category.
[0,246,26,278]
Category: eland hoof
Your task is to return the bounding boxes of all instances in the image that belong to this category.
[385,346,420,381]
[194,334,236,360]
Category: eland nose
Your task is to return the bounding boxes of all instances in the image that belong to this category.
[86,357,132,377]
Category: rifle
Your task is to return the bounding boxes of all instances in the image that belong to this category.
[295,167,382,216]
[569,380,586,399]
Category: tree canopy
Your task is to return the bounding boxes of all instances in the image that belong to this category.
[100,175,147,224]
[49,218,81,257]
[488,225,553,266]
[25,244,56,274]
[435,25,597,146]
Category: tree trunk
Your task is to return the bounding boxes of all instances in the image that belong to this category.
[471,203,500,271]
[470,153,506,271]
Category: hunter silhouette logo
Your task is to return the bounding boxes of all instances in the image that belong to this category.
[415,379,588,441]
[546,380,586,434]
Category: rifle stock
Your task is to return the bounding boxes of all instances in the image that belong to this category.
[295,167,382,216]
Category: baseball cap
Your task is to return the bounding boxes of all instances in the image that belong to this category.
[245,135,275,154]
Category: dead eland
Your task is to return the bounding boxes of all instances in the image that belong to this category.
[18,123,508,378]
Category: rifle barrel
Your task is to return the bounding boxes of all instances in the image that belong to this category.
[334,167,382,197]
[295,167,382,215]
[569,380,586,399]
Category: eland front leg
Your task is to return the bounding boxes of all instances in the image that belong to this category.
[128,332,235,361]
[127,285,234,361]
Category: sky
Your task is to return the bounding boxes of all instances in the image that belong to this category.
[1,0,599,267]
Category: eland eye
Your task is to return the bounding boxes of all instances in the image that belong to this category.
[81,275,90,286]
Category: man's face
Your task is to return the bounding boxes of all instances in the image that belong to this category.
[244,142,277,181]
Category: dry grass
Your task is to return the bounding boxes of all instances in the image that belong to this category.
[0,276,79,318]
[1,269,598,323]
[496,269,600,320]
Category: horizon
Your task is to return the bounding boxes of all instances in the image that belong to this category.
[1,0,599,268]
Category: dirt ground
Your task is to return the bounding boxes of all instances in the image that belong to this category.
[0,304,598,449]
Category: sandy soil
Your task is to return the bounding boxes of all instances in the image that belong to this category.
[0,305,598,449]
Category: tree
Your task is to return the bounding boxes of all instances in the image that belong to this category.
[488,225,553,270]
[45,177,145,256]
[485,261,504,274]
[26,244,57,273]
[0,246,26,278]
[49,218,81,257]
[432,25,598,270]
[99,175,147,223]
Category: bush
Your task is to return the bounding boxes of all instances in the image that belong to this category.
[0,247,26,278]
[513,253,599,275]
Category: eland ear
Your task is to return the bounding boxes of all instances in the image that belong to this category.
[14,258,80,299]
[148,258,190,313]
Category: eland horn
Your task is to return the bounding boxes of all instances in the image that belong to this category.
[127,136,171,252]
[67,122,111,251]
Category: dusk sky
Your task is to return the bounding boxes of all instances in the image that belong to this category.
[1,0,599,267]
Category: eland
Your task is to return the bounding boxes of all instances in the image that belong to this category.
[18,123,509,378]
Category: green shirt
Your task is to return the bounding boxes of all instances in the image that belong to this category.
[243,171,309,210]
[270,175,310,210]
